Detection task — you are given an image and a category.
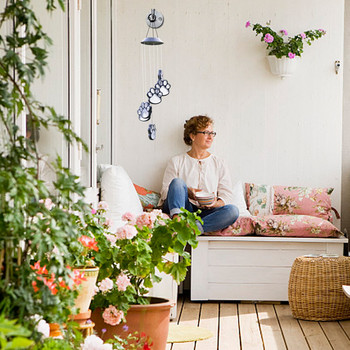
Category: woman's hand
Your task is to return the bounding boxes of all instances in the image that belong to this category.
[188,187,202,200]
[201,197,225,209]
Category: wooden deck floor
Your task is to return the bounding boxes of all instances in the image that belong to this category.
[167,295,350,350]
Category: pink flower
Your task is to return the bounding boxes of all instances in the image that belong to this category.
[39,198,54,210]
[82,334,113,350]
[280,29,288,36]
[97,201,109,210]
[318,29,325,33]
[104,218,113,228]
[116,273,131,292]
[136,212,156,229]
[102,305,124,326]
[91,208,97,215]
[122,212,136,224]
[300,32,306,39]
[245,21,250,28]
[98,278,114,293]
[288,52,296,59]
[104,233,117,246]
[264,33,274,43]
[116,224,138,240]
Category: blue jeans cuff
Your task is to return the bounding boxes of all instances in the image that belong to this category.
[196,220,204,233]
[170,208,181,218]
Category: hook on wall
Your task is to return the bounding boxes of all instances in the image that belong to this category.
[335,60,341,74]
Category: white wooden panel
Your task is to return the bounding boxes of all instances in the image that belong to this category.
[208,283,288,301]
[208,248,325,267]
[208,266,291,284]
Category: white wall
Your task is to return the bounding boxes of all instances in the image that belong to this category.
[115,0,344,223]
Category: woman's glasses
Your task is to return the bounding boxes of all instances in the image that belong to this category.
[197,131,217,137]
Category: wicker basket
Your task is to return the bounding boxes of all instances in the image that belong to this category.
[288,256,350,321]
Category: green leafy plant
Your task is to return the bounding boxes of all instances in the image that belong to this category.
[0,315,34,349]
[0,0,94,338]
[90,209,201,326]
[246,20,326,58]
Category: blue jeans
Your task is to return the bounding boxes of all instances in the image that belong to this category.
[162,178,239,233]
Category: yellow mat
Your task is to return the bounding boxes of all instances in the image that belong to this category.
[167,324,213,343]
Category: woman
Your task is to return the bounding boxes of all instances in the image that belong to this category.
[160,115,239,233]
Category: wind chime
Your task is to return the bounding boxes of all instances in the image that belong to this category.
[137,9,171,140]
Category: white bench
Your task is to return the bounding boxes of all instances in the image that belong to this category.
[191,235,347,301]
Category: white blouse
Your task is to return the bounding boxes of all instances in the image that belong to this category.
[159,153,234,206]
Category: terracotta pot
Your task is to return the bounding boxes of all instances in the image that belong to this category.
[49,323,62,337]
[91,297,174,350]
[74,267,99,314]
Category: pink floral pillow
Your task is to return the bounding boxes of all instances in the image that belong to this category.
[273,186,333,222]
[254,215,341,238]
[204,216,255,236]
[245,183,273,216]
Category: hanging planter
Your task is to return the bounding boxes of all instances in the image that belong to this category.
[246,20,326,79]
[267,56,300,79]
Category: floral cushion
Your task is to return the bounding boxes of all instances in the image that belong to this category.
[133,184,160,210]
[273,185,333,222]
[245,183,274,216]
[203,216,255,236]
[254,215,341,238]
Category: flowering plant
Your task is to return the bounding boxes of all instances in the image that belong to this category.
[90,209,201,326]
[69,201,112,269]
[246,20,326,59]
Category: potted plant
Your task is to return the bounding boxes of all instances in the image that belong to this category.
[90,209,202,350]
[246,20,326,78]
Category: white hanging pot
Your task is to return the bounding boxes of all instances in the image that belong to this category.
[267,55,300,79]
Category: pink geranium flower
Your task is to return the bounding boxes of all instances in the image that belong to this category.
[98,278,114,293]
[280,29,288,36]
[288,52,296,59]
[102,305,125,326]
[116,273,131,292]
[300,32,306,39]
[136,212,157,229]
[264,33,274,43]
[116,224,138,240]
[245,21,250,28]
[122,211,136,224]
[97,201,109,210]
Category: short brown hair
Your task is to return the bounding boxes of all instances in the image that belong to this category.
[183,115,213,146]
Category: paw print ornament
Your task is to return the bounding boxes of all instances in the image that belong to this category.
[137,101,152,122]
[147,87,163,104]
[148,123,156,140]
[156,69,171,96]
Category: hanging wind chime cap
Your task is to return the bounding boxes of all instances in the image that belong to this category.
[141,37,164,45]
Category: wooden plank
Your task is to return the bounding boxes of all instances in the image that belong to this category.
[196,303,219,350]
[298,320,332,350]
[218,303,240,350]
[238,303,264,349]
[274,304,309,350]
[320,321,350,350]
[171,298,200,350]
[256,304,286,350]
[167,295,184,350]
[339,319,350,338]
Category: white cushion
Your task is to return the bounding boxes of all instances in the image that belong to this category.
[232,181,251,217]
[100,165,143,232]
[97,164,114,183]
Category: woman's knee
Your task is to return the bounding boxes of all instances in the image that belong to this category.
[169,178,187,191]
[226,204,239,223]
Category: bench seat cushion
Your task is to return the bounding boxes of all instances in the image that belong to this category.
[254,214,341,238]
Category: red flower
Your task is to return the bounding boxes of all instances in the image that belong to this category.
[79,235,99,252]
[32,281,39,292]
[43,273,58,295]
[72,269,87,285]
[31,261,48,275]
